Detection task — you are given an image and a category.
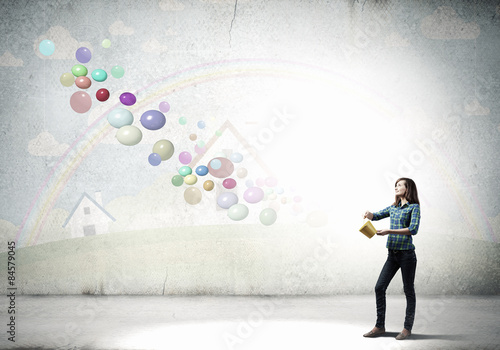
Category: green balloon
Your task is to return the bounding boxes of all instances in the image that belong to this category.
[228,204,249,221]
[178,166,192,177]
[171,175,184,187]
[72,64,88,77]
[259,208,277,226]
[111,65,125,78]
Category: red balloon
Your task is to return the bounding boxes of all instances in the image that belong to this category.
[96,88,110,102]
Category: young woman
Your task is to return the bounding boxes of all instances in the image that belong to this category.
[362,177,421,341]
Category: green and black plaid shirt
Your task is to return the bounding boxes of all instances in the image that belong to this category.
[372,202,421,250]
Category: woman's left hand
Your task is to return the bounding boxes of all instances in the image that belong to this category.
[376,229,390,236]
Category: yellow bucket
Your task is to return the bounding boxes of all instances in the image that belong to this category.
[359,220,377,239]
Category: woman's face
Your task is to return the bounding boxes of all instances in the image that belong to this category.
[395,180,407,198]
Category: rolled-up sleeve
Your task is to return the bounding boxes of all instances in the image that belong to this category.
[408,204,421,235]
[372,206,391,221]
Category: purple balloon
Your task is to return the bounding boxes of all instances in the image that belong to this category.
[243,186,264,204]
[120,92,136,106]
[217,192,239,209]
[75,47,91,63]
[148,153,162,166]
[159,101,170,113]
[179,151,192,165]
[140,110,166,130]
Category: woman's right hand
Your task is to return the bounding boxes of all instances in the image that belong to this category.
[363,211,373,220]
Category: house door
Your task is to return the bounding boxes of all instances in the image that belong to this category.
[83,225,96,236]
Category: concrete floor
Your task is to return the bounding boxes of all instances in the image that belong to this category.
[1,295,498,350]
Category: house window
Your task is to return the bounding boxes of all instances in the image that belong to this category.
[84,207,90,215]
[83,225,96,236]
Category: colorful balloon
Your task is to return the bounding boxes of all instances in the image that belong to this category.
[75,47,91,63]
[107,108,134,128]
[102,39,111,48]
[96,88,110,102]
[120,92,136,106]
[178,166,192,177]
[230,152,243,163]
[70,91,92,113]
[203,180,214,191]
[194,144,206,155]
[207,157,234,178]
[111,65,124,78]
[71,64,88,77]
[243,187,265,204]
[223,178,237,189]
[197,120,206,129]
[179,151,192,165]
[39,39,55,56]
[227,204,249,221]
[153,140,174,160]
[60,72,74,87]
[148,153,162,166]
[259,208,277,226]
[184,174,197,185]
[116,125,142,146]
[140,110,166,130]
[75,76,91,89]
[91,69,107,82]
[217,192,238,209]
[195,165,209,176]
[189,134,197,141]
[236,168,248,178]
[179,117,187,125]
[184,187,202,205]
[159,101,170,113]
[171,175,184,187]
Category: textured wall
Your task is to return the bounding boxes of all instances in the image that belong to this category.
[0,0,499,295]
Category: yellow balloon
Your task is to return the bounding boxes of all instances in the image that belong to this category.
[184,187,202,205]
[152,139,174,160]
[184,174,197,185]
[116,125,142,146]
[203,180,214,191]
[60,72,74,87]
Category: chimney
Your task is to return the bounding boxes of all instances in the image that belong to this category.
[94,191,103,206]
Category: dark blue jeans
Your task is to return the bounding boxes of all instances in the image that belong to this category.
[375,249,417,331]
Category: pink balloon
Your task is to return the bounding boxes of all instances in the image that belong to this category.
[70,91,92,113]
[223,178,237,189]
[243,186,264,203]
[179,151,192,165]
[75,76,91,89]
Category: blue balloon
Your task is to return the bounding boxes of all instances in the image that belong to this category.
[75,47,92,63]
[197,120,206,129]
[107,108,134,128]
[91,69,107,82]
[230,152,243,163]
[148,153,162,166]
[217,192,238,209]
[195,165,209,176]
[140,110,166,130]
[39,39,55,56]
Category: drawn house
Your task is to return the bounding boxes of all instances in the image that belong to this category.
[62,191,116,238]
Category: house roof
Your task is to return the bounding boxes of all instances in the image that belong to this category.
[62,192,116,228]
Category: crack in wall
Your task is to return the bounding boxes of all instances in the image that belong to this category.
[229,0,238,47]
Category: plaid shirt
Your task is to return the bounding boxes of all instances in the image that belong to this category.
[372,202,421,250]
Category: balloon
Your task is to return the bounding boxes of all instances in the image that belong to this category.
[71,64,88,77]
[75,47,91,63]
[179,151,192,165]
[217,192,238,209]
[184,187,202,205]
[227,204,249,221]
[159,101,170,113]
[39,39,55,56]
[91,69,107,82]
[203,180,214,191]
[148,153,162,166]
[111,65,124,78]
[140,110,166,130]
[120,92,136,106]
[195,165,209,176]
[236,168,248,178]
[245,179,254,188]
[230,152,243,163]
[75,76,91,89]
[194,144,206,155]
[96,88,110,102]
[116,125,142,146]
[152,140,174,160]
[179,117,187,125]
[171,175,184,187]
[184,174,197,185]
[189,134,197,141]
[223,178,237,189]
[70,91,92,113]
[197,140,206,148]
[60,72,74,87]
[259,208,277,226]
[178,166,192,177]
[215,130,223,137]
[208,157,234,178]
[243,187,264,204]
[107,108,134,128]
[197,120,206,129]
[102,39,111,48]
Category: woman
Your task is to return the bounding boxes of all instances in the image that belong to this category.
[362,177,421,341]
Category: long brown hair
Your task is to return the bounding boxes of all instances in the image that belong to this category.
[393,177,420,206]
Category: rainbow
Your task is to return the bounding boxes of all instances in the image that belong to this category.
[14,58,497,247]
